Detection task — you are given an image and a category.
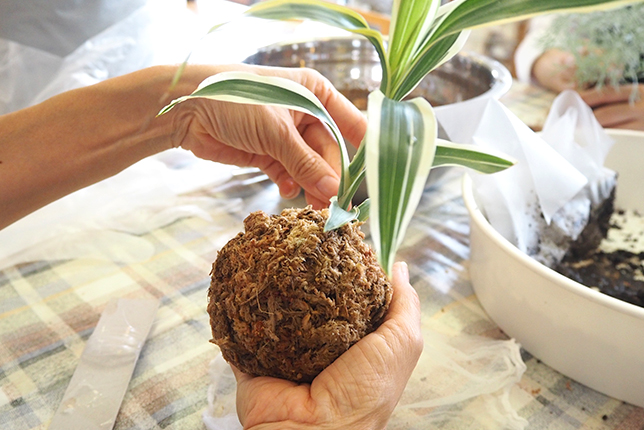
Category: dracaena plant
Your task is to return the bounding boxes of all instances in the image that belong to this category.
[160,0,637,275]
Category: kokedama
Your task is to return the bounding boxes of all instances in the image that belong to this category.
[208,207,391,382]
[160,0,636,382]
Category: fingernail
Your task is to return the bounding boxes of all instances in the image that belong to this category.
[280,179,301,199]
[396,261,409,279]
[315,175,339,199]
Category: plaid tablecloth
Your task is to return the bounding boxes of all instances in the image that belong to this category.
[2,81,643,430]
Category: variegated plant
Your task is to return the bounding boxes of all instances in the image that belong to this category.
[160,0,638,275]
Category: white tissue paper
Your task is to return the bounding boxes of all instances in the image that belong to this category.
[438,90,615,266]
[203,353,243,430]
[393,331,527,430]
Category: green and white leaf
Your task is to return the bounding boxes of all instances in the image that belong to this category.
[365,91,436,275]
[158,71,356,202]
[391,30,469,100]
[430,0,638,49]
[433,139,516,173]
[235,0,390,93]
[394,0,639,100]
[325,197,361,231]
[325,196,371,231]
[356,199,370,222]
[387,0,441,88]
[174,0,630,275]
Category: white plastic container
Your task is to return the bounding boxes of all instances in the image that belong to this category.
[463,129,644,408]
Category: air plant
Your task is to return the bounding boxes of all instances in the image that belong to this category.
[540,3,644,99]
[160,0,637,275]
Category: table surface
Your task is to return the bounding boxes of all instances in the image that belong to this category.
[2,2,644,429]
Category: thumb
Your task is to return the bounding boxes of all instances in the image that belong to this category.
[275,129,341,206]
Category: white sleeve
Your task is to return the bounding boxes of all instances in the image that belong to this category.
[514,15,555,84]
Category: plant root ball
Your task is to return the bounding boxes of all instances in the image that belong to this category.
[208,206,392,383]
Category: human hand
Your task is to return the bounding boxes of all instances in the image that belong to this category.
[532,48,577,93]
[578,84,644,131]
[231,261,423,430]
[171,64,367,209]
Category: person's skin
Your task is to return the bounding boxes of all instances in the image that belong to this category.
[0,64,367,230]
[532,49,577,93]
[578,84,644,130]
[232,261,423,430]
[532,49,644,131]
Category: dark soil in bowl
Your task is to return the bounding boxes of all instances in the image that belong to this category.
[554,205,644,308]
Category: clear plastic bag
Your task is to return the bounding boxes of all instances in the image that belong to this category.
[0,0,199,114]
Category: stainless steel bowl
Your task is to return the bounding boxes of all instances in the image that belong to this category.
[243,36,512,111]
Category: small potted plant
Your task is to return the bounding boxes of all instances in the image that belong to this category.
[159,0,630,382]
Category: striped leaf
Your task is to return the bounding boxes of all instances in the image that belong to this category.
[388,0,440,88]
[432,0,637,37]
[365,91,437,275]
[238,0,390,93]
[396,0,639,98]
[158,71,357,204]
[325,197,360,231]
[433,139,516,173]
[391,30,469,100]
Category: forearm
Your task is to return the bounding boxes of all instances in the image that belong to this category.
[0,65,211,229]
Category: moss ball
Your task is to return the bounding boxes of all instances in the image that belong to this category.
[207,206,392,383]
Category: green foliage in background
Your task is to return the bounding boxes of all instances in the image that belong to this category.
[541,4,644,95]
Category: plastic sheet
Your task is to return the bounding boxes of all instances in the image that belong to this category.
[0,0,199,115]
[49,298,159,430]
[0,153,239,270]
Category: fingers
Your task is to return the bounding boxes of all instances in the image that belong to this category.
[532,49,577,93]
[230,363,249,384]
[367,261,424,383]
[579,84,642,107]
[302,69,368,149]
[386,262,423,349]
[270,124,341,206]
[579,85,644,130]
[388,262,420,322]
[179,64,361,207]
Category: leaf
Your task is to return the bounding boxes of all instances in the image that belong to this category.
[337,141,367,208]
[388,0,440,87]
[241,0,390,93]
[157,71,354,199]
[356,199,370,222]
[365,91,437,275]
[394,0,637,100]
[433,139,516,173]
[391,30,469,100]
[324,197,361,231]
[432,0,637,45]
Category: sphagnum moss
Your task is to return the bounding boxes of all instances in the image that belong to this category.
[208,206,392,383]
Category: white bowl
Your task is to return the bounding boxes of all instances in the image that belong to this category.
[463,129,644,407]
